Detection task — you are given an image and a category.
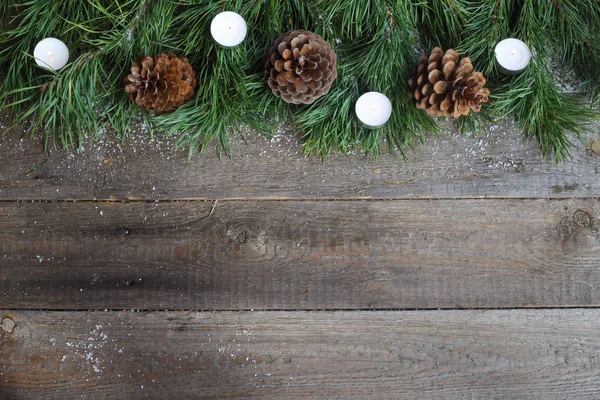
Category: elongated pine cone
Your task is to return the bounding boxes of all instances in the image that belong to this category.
[265,30,337,104]
[408,47,490,118]
[124,52,197,114]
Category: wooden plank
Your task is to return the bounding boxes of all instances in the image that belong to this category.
[1,309,599,399]
[1,113,599,200]
[1,199,599,310]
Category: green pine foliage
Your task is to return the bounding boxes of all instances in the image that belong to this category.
[1,0,599,160]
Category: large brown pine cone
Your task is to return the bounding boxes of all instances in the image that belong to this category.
[265,30,337,104]
[408,47,490,118]
[124,52,197,114]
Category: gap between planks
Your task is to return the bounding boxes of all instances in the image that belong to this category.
[1,196,600,203]
[3,306,600,313]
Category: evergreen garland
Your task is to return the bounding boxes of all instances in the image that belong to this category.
[1,0,599,161]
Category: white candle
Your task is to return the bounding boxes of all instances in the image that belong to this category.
[495,38,531,75]
[355,92,392,129]
[33,38,69,70]
[210,12,247,48]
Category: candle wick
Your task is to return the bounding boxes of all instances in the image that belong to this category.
[511,50,516,56]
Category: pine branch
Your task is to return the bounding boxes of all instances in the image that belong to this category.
[492,0,598,161]
[1,0,599,160]
[301,1,437,156]
[416,0,598,161]
[418,0,470,49]
[547,0,600,102]
[156,1,277,156]
[0,0,172,146]
[455,0,514,76]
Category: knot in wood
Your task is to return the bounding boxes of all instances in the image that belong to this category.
[1,316,16,334]
[233,230,248,244]
[573,210,592,228]
[226,225,269,258]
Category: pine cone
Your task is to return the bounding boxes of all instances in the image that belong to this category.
[408,47,490,118]
[265,30,337,104]
[124,52,197,113]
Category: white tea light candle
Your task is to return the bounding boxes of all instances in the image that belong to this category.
[355,92,392,129]
[210,12,247,48]
[495,38,530,75]
[33,38,69,70]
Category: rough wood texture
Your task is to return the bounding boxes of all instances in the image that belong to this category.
[1,199,598,310]
[2,113,600,399]
[1,309,599,399]
[1,113,599,201]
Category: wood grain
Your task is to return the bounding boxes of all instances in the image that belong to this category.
[1,199,599,310]
[1,112,599,201]
[1,309,600,399]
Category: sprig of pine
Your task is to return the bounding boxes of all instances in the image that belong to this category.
[299,0,437,157]
[491,0,598,161]
[416,0,599,160]
[546,0,600,104]
[0,0,167,146]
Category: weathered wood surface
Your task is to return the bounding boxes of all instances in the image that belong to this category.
[2,113,600,399]
[1,114,599,201]
[1,199,598,310]
[1,309,599,399]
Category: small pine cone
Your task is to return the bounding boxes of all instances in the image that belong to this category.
[265,30,337,104]
[408,47,490,118]
[124,52,197,114]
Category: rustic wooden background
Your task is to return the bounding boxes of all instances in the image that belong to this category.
[1,112,600,399]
